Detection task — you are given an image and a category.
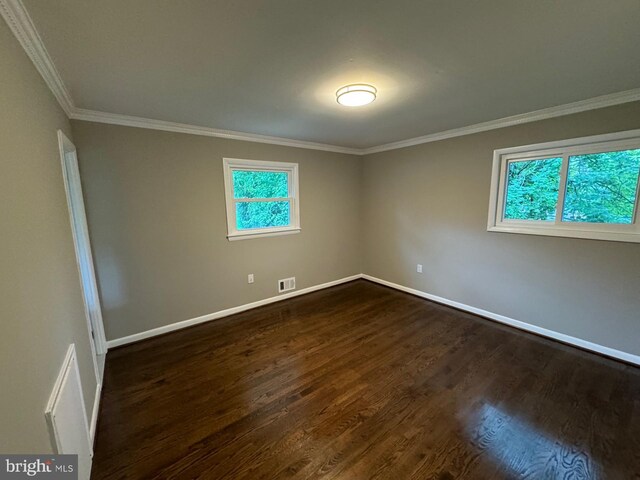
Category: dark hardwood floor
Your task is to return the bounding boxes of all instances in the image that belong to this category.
[92,280,640,479]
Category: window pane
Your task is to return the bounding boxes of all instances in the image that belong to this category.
[504,157,562,221]
[232,170,288,199]
[562,149,640,224]
[235,201,291,230]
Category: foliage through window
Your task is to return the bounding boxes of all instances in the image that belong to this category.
[504,157,562,221]
[562,150,640,224]
[223,158,300,240]
[488,130,640,243]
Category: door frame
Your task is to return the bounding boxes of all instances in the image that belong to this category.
[57,131,108,367]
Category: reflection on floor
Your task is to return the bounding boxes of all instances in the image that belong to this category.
[92,280,640,479]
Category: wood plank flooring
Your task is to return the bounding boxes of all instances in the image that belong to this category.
[92,280,640,479]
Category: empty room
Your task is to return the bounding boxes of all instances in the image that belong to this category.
[2,0,640,478]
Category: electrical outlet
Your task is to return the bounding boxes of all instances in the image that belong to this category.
[417,264,423,273]
[248,274,254,284]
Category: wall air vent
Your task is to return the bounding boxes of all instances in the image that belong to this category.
[278,277,296,293]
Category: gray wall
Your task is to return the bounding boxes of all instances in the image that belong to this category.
[0,20,97,452]
[362,101,640,357]
[73,104,640,356]
[71,121,362,341]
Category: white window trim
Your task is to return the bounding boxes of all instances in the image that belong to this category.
[487,129,640,243]
[223,158,300,241]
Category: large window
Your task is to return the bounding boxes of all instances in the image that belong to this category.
[488,130,640,243]
[223,158,300,240]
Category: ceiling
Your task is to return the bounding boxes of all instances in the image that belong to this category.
[21,0,640,149]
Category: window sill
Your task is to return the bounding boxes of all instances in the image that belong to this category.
[227,228,301,241]
[487,225,640,243]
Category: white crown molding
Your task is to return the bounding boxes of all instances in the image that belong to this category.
[69,108,361,155]
[0,0,358,155]
[360,88,640,155]
[0,0,74,116]
[71,89,640,156]
[3,0,640,156]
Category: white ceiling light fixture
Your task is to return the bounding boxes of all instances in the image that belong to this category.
[336,84,377,107]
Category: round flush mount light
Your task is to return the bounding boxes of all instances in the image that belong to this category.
[336,84,377,107]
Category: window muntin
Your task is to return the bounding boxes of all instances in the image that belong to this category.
[223,158,300,240]
[488,130,640,243]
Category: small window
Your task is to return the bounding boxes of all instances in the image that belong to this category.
[488,130,640,243]
[223,158,300,240]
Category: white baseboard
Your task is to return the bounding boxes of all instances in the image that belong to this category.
[362,274,640,366]
[89,381,101,444]
[105,272,639,366]
[106,274,362,348]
